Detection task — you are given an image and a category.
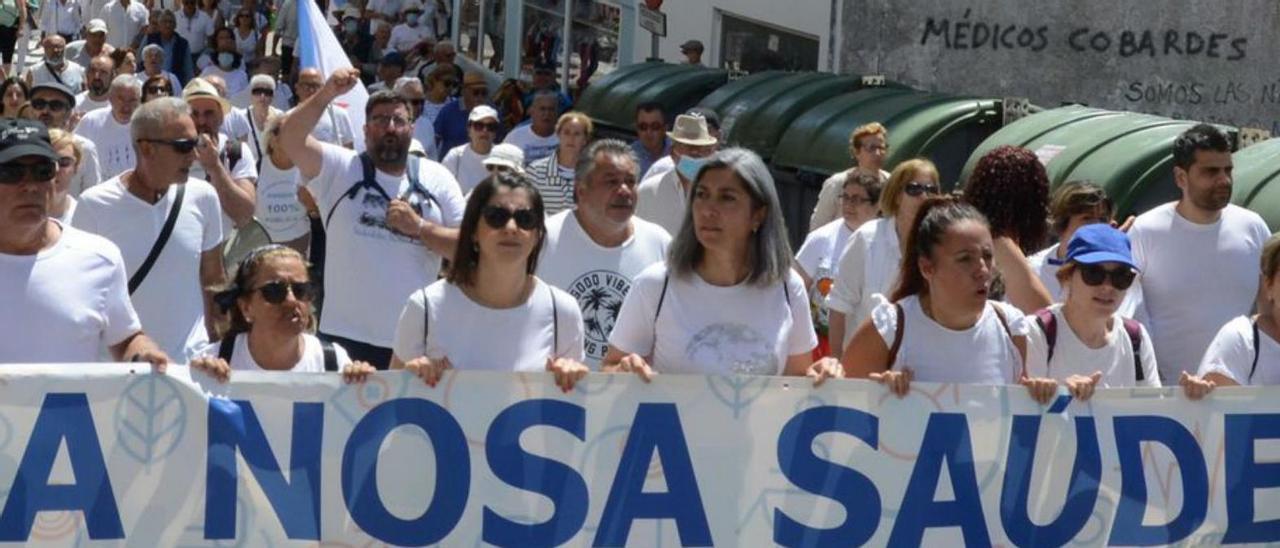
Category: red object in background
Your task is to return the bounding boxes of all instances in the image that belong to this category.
[644,0,662,9]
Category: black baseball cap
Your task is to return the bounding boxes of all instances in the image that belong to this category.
[0,119,57,164]
[29,81,76,105]
[680,40,704,53]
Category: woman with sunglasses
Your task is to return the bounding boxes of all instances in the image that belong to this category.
[189,245,376,381]
[604,149,841,385]
[828,158,940,356]
[140,74,173,103]
[795,170,881,358]
[137,45,182,99]
[1020,225,1160,404]
[231,8,264,65]
[441,104,500,194]
[844,197,1036,398]
[1184,234,1280,395]
[391,173,588,391]
[47,129,80,224]
[0,76,27,118]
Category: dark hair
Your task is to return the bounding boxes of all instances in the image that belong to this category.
[0,77,29,113]
[448,172,547,287]
[1048,180,1112,236]
[109,47,136,71]
[964,145,1050,253]
[212,26,236,45]
[364,89,411,117]
[844,170,883,206]
[213,245,314,338]
[141,74,173,103]
[891,196,991,301]
[635,101,663,118]
[1173,123,1231,171]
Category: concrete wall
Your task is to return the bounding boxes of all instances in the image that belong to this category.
[840,0,1280,134]
[631,0,835,69]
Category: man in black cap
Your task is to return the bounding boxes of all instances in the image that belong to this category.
[680,39,704,66]
[0,118,169,367]
[369,51,406,93]
[30,82,103,195]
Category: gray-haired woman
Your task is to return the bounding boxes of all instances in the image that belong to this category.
[603,148,843,384]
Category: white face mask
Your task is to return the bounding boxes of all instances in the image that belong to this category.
[218,52,235,69]
[405,13,419,26]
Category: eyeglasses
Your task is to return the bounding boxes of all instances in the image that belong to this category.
[860,144,889,153]
[144,86,171,95]
[30,98,69,112]
[57,156,75,168]
[636,122,664,132]
[252,280,318,304]
[482,205,538,230]
[139,138,199,153]
[251,88,274,97]
[1077,264,1136,290]
[840,193,873,205]
[470,121,498,132]
[903,181,940,197]
[0,160,57,184]
[370,114,411,128]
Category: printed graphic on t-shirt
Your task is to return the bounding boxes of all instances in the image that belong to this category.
[686,323,775,375]
[258,179,306,236]
[809,264,834,336]
[349,182,433,244]
[566,269,628,361]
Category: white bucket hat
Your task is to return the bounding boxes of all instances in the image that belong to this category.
[667,114,717,146]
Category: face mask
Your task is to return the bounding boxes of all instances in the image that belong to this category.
[343,20,358,34]
[406,13,419,26]
[218,52,235,69]
[677,155,708,182]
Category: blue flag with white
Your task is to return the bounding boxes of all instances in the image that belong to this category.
[297,0,367,151]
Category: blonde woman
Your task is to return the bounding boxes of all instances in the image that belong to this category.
[47,128,79,224]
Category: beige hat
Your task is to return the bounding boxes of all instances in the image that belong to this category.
[86,19,108,34]
[182,77,231,115]
[667,114,717,146]
[483,143,525,173]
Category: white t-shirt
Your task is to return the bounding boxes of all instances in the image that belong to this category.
[525,152,575,215]
[413,115,438,161]
[795,218,856,338]
[827,217,900,350]
[393,278,585,370]
[74,91,110,114]
[307,104,355,148]
[537,211,671,366]
[0,223,141,363]
[72,177,227,359]
[502,124,559,165]
[74,107,135,180]
[175,9,216,55]
[200,64,249,97]
[1129,203,1270,380]
[440,144,490,195]
[634,169,686,236]
[193,333,352,372]
[56,196,78,224]
[70,135,103,197]
[255,154,308,242]
[103,0,149,49]
[1197,316,1278,386]
[642,155,673,181]
[388,22,432,53]
[1020,304,1160,387]
[305,144,466,347]
[26,61,86,92]
[1027,243,1146,322]
[608,263,817,375]
[872,296,1028,385]
[189,133,258,185]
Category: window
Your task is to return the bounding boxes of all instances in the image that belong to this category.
[719,11,818,72]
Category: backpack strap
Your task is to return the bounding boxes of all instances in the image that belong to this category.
[653,274,670,322]
[403,154,441,216]
[1033,308,1057,365]
[325,153,393,230]
[1251,317,1261,383]
[549,283,559,355]
[1121,318,1144,382]
[991,304,1027,373]
[420,287,430,354]
[886,302,905,369]
[217,335,235,362]
[321,340,338,372]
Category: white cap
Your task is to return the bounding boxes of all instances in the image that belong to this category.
[467,105,499,123]
[483,143,525,172]
[86,19,108,34]
[250,74,275,91]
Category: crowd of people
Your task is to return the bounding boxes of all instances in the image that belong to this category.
[0,3,1274,405]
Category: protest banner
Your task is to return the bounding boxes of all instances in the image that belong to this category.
[0,364,1275,545]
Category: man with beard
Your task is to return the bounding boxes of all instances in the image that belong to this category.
[24,35,86,92]
[74,75,140,179]
[294,68,355,149]
[1129,123,1270,382]
[537,139,670,366]
[30,82,102,195]
[182,77,256,228]
[279,66,465,368]
[75,54,115,113]
[73,97,228,360]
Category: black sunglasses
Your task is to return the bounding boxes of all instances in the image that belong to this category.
[30,98,69,111]
[0,160,56,184]
[903,181,940,197]
[252,88,274,97]
[482,206,538,230]
[1077,264,1136,290]
[470,121,498,132]
[139,138,198,153]
[253,280,317,304]
[144,85,171,95]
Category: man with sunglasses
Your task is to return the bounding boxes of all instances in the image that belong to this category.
[73,97,228,360]
[433,70,492,160]
[441,105,498,194]
[0,118,170,368]
[629,101,669,179]
[74,74,140,180]
[1128,123,1271,382]
[279,67,465,368]
[74,53,115,114]
[182,77,257,228]
[293,68,355,149]
[30,82,102,196]
[635,114,718,235]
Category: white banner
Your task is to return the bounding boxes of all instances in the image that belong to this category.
[0,365,1276,546]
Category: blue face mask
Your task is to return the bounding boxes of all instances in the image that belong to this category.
[406,13,419,25]
[677,155,708,182]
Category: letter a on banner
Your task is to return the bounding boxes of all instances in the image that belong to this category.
[888,413,990,546]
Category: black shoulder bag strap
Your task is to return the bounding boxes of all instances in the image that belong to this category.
[129,183,186,295]
[217,335,235,361]
[45,63,65,85]
[653,274,670,322]
[549,283,559,354]
[321,341,338,372]
[1251,317,1261,382]
[247,112,263,172]
[421,287,430,352]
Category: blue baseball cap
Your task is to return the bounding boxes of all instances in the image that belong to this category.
[1064,224,1139,271]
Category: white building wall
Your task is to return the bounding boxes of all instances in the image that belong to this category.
[628,0,835,69]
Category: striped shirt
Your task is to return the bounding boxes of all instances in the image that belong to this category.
[527,151,576,215]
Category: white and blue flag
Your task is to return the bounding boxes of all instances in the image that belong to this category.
[297,0,368,151]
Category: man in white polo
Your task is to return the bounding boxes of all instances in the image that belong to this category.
[635,114,718,235]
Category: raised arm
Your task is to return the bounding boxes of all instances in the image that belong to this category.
[279,67,361,180]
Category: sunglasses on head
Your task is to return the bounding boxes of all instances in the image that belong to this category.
[482,205,538,230]
[30,98,69,111]
[903,181,940,197]
[636,121,663,132]
[139,138,199,153]
[470,121,498,132]
[1077,263,1136,290]
[253,280,317,304]
[0,160,56,184]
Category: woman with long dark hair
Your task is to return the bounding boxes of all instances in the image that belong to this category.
[0,76,27,117]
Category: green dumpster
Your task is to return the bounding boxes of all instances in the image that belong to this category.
[697,71,906,161]
[957,106,1230,218]
[1233,139,1280,232]
[769,88,1002,247]
[575,62,729,140]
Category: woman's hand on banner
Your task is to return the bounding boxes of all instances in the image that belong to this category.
[405,355,452,387]
[190,356,232,383]
[547,357,589,393]
[342,361,376,384]
[1021,376,1059,405]
[806,357,844,387]
[869,367,912,398]
[1065,371,1103,401]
